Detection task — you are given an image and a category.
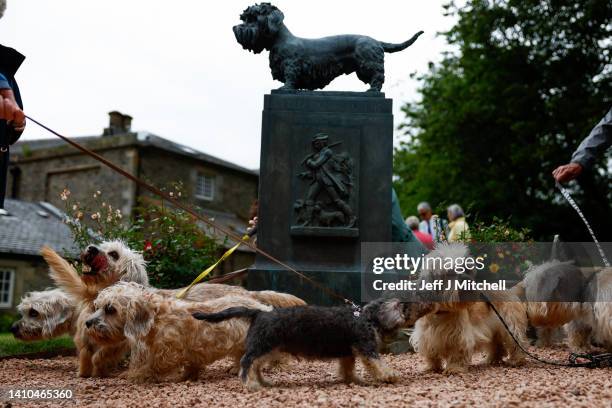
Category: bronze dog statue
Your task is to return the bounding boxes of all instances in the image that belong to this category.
[233,3,424,92]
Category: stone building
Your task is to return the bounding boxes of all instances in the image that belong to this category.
[0,199,78,314]
[7,111,258,286]
[9,111,258,222]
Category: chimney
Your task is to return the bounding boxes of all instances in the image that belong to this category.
[103,111,133,136]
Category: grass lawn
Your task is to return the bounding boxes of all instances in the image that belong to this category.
[0,333,74,358]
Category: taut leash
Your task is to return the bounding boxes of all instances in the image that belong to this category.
[481,293,612,368]
[25,115,360,309]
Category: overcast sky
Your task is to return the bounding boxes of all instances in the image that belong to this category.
[0,1,457,169]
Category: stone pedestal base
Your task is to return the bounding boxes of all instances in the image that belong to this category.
[248,90,393,305]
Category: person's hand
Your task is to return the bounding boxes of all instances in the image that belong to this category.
[247,216,258,234]
[552,163,583,183]
[0,88,25,126]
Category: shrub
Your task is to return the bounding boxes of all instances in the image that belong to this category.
[467,216,531,243]
[60,185,221,288]
[0,313,17,332]
[467,217,534,280]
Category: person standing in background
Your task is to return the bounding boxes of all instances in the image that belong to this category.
[417,201,447,242]
[447,204,470,242]
[405,215,434,250]
[0,0,27,210]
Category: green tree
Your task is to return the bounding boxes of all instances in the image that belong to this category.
[395,0,611,241]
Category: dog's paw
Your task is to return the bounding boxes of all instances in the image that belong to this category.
[245,381,264,392]
[342,375,364,385]
[91,367,110,378]
[227,364,240,376]
[442,365,467,375]
[378,368,399,383]
[421,363,443,373]
[77,370,92,378]
[484,357,504,366]
[277,84,296,91]
[505,357,526,367]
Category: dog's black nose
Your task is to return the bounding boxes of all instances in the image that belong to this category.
[87,246,99,256]
[85,319,94,329]
[10,322,19,334]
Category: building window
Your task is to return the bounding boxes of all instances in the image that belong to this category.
[0,268,15,308]
[195,174,215,201]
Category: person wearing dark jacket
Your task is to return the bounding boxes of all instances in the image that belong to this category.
[553,107,612,183]
[0,1,27,209]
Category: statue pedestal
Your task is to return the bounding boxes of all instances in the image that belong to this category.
[247,90,393,305]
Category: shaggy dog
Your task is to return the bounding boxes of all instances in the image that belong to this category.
[580,267,612,351]
[514,260,591,349]
[60,240,304,308]
[85,281,272,383]
[194,298,436,390]
[79,240,149,290]
[233,3,423,91]
[410,243,528,374]
[41,243,304,377]
[11,289,76,340]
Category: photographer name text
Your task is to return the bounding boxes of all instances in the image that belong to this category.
[372,279,507,292]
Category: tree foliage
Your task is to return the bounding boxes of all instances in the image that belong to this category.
[395,0,611,241]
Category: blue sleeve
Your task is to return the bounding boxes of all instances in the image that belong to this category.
[0,73,10,89]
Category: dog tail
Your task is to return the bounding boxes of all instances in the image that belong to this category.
[380,31,424,53]
[250,291,306,308]
[41,246,93,302]
[192,307,262,323]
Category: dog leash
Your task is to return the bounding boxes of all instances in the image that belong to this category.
[482,182,612,368]
[555,181,610,267]
[25,115,361,310]
[175,234,251,299]
[480,293,612,368]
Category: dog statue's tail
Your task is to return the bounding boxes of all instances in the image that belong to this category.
[193,307,262,323]
[249,291,306,308]
[380,31,424,53]
[41,246,95,303]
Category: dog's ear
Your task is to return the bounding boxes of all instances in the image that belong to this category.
[41,297,73,337]
[124,299,154,343]
[42,306,72,337]
[376,299,406,331]
[120,252,149,286]
[401,301,437,325]
[265,7,284,35]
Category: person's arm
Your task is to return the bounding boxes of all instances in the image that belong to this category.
[571,108,612,170]
[0,73,26,144]
[0,74,25,125]
[305,148,332,168]
[553,108,612,183]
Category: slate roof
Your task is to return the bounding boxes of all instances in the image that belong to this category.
[0,199,79,257]
[11,132,259,177]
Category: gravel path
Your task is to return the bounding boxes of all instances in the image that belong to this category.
[1,348,610,408]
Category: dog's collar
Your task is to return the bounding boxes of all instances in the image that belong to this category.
[347,301,361,318]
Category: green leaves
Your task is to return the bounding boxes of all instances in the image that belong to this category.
[394,0,611,240]
[61,186,220,288]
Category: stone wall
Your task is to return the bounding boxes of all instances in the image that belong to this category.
[138,148,258,220]
[0,255,52,313]
[9,135,139,216]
